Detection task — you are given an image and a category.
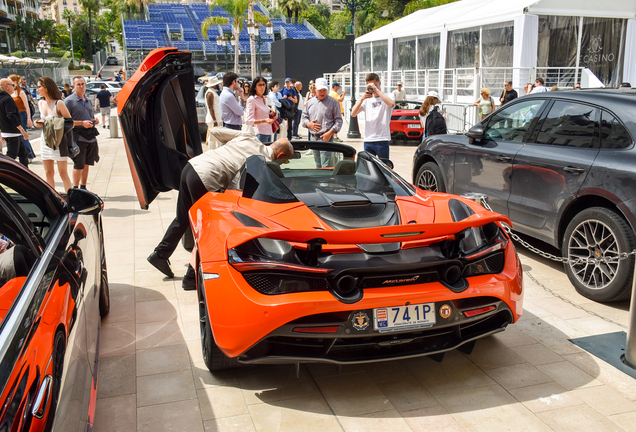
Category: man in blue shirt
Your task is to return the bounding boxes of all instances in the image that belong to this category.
[219,72,244,130]
[281,78,298,140]
[96,84,113,129]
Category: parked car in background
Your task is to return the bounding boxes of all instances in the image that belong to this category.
[118,47,524,371]
[413,89,636,302]
[106,56,118,65]
[0,155,109,431]
[391,100,424,145]
[85,81,122,99]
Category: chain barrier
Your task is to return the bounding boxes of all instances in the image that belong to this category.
[471,195,636,266]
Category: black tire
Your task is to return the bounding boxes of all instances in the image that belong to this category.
[182,227,194,253]
[44,331,65,432]
[562,207,635,302]
[415,162,446,193]
[198,267,238,371]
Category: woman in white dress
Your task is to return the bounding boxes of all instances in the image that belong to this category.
[205,76,223,149]
[34,77,73,192]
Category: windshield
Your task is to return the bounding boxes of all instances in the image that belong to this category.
[240,146,414,205]
[394,101,422,110]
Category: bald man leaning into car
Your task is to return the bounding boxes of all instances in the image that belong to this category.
[148,127,294,289]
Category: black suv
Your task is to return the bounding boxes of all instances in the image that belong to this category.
[106,56,118,65]
[413,90,636,302]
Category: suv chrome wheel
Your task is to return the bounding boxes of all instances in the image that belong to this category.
[415,162,446,193]
[563,207,635,302]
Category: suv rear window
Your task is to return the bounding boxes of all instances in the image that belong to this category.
[600,111,632,149]
[535,101,600,148]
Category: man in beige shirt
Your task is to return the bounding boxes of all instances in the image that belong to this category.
[148,128,294,288]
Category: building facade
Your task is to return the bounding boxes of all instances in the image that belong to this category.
[0,0,40,53]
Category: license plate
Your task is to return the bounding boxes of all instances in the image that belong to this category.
[374,303,436,332]
[407,124,421,129]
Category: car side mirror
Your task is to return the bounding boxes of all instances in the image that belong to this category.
[466,124,484,144]
[380,159,394,169]
[67,188,104,215]
[292,151,302,159]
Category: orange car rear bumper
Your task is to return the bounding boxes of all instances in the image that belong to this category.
[200,241,522,359]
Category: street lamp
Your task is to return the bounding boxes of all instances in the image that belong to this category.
[216,36,229,71]
[247,21,273,76]
[341,0,370,139]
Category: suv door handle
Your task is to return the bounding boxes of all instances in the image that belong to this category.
[564,166,586,174]
[497,155,512,162]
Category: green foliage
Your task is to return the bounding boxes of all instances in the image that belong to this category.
[403,0,457,15]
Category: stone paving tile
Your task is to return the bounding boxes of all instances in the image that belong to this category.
[406,351,496,396]
[435,384,552,432]
[338,409,413,432]
[608,411,636,432]
[203,415,257,432]
[563,353,636,401]
[135,319,185,350]
[248,397,343,432]
[136,370,197,407]
[136,344,191,376]
[535,361,602,391]
[463,336,527,369]
[99,319,135,358]
[536,404,622,432]
[97,354,136,398]
[314,371,394,416]
[485,363,553,390]
[137,399,204,432]
[135,298,180,324]
[93,394,136,432]
[510,343,564,366]
[508,382,584,413]
[401,405,466,432]
[198,386,250,421]
[571,386,636,416]
[239,365,322,405]
[376,378,438,413]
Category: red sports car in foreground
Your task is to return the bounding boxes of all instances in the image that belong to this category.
[119,48,523,371]
[391,101,424,145]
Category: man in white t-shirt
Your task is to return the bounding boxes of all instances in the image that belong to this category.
[351,73,396,159]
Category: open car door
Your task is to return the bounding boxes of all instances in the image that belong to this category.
[118,48,203,209]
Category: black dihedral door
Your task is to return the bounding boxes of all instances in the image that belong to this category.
[119,48,203,209]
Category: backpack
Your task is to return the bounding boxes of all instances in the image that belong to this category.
[425,106,447,136]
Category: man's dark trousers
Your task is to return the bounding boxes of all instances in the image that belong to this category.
[155,163,208,259]
[5,136,28,167]
[293,110,302,136]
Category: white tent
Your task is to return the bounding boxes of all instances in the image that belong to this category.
[356,0,636,43]
[354,0,636,86]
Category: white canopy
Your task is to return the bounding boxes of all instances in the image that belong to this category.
[356,0,636,43]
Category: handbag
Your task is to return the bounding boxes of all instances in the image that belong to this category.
[68,135,80,159]
[269,111,280,134]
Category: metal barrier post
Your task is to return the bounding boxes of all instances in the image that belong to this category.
[110,115,119,138]
[623,255,636,369]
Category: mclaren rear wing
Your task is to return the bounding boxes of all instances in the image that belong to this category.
[226,211,512,250]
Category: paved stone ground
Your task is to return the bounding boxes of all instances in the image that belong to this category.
[26,117,636,431]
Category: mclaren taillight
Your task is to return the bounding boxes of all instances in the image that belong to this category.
[463,305,496,318]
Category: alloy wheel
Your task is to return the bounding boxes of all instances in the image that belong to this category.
[417,170,438,191]
[567,219,620,290]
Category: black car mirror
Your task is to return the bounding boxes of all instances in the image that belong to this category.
[466,124,484,144]
[292,151,302,159]
[67,188,104,215]
[381,158,394,169]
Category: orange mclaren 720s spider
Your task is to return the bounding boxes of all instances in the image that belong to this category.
[119,48,523,372]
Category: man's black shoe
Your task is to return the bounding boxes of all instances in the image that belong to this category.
[182,276,196,290]
[147,252,174,278]
[182,264,196,290]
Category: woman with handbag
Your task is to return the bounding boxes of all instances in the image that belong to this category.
[34,77,73,192]
[245,76,275,144]
[8,75,35,161]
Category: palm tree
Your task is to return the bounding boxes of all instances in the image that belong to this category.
[278,0,307,23]
[202,0,267,74]
[78,0,100,58]
[62,9,76,65]
[130,0,156,19]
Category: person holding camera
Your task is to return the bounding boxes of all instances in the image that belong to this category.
[351,73,396,159]
[65,76,100,190]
